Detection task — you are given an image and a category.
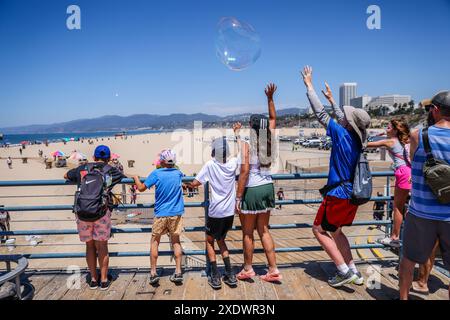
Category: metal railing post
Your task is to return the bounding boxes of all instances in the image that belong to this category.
[203,182,210,277]
[385,176,392,238]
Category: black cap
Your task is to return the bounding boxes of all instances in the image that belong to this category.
[432,91,450,109]
[250,114,269,130]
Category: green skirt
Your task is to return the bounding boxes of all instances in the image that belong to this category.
[241,183,275,214]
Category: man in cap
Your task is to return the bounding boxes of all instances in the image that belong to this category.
[301,66,371,288]
[133,149,185,285]
[399,91,450,300]
[185,130,241,289]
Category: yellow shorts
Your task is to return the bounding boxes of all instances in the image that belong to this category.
[152,216,184,237]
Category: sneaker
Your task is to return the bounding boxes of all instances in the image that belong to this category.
[89,280,98,290]
[100,280,111,291]
[352,271,364,286]
[169,272,183,284]
[149,274,160,285]
[377,237,401,248]
[208,272,222,289]
[328,271,358,288]
[223,273,238,287]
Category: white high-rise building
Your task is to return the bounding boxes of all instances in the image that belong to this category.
[339,83,357,107]
[350,95,372,109]
[366,95,412,110]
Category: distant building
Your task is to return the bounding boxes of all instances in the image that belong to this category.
[350,95,372,109]
[339,83,357,107]
[366,95,412,110]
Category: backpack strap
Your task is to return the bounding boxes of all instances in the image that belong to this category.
[422,127,436,165]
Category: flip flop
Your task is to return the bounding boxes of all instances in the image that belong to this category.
[411,282,430,295]
[260,271,283,282]
[236,268,256,280]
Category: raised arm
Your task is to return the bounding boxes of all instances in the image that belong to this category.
[301,66,331,128]
[232,122,243,157]
[322,82,345,124]
[265,83,277,130]
[133,176,148,192]
[367,138,395,149]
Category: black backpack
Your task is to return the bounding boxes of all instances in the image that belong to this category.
[74,163,113,222]
[350,152,373,206]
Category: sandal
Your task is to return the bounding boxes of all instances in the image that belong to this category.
[260,271,282,282]
[411,282,430,295]
[236,268,256,280]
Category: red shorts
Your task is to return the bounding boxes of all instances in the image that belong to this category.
[314,196,358,232]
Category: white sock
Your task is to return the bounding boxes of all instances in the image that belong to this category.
[337,264,349,275]
[348,262,358,274]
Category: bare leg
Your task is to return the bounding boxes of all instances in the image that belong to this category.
[217,238,230,259]
[86,240,97,281]
[256,212,278,272]
[206,234,217,263]
[331,228,354,266]
[391,187,409,240]
[312,225,346,267]
[240,214,257,270]
[399,256,416,300]
[413,240,439,292]
[150,235,161,276]
[171,234,183,274]
[95,241,109,282]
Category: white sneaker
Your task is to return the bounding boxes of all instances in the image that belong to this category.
[352,271,364,286]
[377,237,401,248]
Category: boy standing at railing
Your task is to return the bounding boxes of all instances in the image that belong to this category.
[133,149,185,285]
[186,130,240,289]
[64,145,126,291]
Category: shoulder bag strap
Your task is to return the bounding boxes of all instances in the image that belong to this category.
[422,127,436,164]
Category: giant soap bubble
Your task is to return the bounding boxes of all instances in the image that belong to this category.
[215,17,261,71]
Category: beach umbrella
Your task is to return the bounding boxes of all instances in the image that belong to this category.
[111,153,120,160]
[69,152,87,161]
[51,151,65,157]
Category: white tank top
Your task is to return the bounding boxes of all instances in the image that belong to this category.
[240,141,273,188]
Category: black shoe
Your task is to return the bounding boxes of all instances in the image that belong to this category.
[169,272,183,284]
[100,280,111,291]
[223,273,237,287]
[149,274,160,285]
[89,280,98,290]
[208,272,222,289]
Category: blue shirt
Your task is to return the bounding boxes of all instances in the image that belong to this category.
[326,119,361,199]
[144,168,184,217]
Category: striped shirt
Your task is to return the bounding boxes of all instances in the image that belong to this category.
[409,126,450,221]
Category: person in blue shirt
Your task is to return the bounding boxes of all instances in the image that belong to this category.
[301,66,371,288]
[133,149,185,285]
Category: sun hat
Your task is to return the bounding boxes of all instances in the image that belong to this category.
[211,137,230,162]
[94,145,111,160]
[159,149,176,164]
[343,106,371,145]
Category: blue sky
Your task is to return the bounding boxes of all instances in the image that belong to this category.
[0,0,449,127]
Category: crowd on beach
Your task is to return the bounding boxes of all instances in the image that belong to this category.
[5,66,448,300]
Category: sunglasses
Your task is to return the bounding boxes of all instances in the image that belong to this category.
[425,104,435,112]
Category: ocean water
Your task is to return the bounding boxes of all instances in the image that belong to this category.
[0,130,162,145]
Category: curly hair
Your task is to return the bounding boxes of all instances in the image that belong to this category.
[390,118,410,145]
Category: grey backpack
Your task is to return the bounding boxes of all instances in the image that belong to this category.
[422,128,450,204]
[351,152,373,206]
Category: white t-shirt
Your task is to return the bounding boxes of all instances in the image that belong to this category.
[195,157,238,218]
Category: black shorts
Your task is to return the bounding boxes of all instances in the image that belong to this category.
[403,213,450,269]
[206,215,234,240]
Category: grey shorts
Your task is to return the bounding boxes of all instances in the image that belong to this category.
[403,213,450,269]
